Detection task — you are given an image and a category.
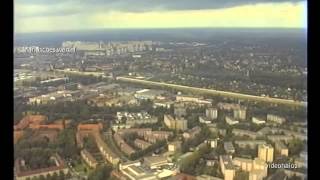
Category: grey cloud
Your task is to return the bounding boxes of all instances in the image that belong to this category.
[16,0,305,17]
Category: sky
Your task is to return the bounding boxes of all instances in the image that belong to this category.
[14,0,307,33]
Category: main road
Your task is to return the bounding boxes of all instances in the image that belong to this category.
[116,76,307,107]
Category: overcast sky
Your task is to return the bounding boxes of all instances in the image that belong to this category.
[15,0,307,33]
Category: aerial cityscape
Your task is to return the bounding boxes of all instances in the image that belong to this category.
[14,0,307,180]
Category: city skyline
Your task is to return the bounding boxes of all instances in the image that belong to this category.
[15,0,307,33]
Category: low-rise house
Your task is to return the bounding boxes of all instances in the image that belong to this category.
[232,129,258,139]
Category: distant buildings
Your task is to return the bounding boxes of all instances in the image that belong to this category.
[116,111,158,127]
[267,114,286,124]
[134,89,166,100]
[233,108,246,120]
[164,115,188,131]
[232,129,258,139]
[258,144,274,163]
[252,117,266,125]
[234,140,267,149]
[267,135,294,143]
[217,103,241,111]
[62,41,153,57]
[28,90,75,105]
[206,108,218,120]
[176,95,212,106]
[153,99,174,109]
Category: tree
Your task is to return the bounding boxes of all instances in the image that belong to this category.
[66,171,72,178]
[46,174,52,180]
[88,165,113,180]
[52,172,58,180]
[58,170,65,180]
[38,175,45,180]
[287,139,305,156]
[57,129,79,159]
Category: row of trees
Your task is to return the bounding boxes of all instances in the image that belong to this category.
[25,170,71,180]
[179,144,212,175]
[15,129,80,170]
[87,165,113,180]
[181,126,212,153]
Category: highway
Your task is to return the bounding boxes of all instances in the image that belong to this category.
[116,76,307,107]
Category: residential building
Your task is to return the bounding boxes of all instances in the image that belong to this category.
[164,114,188,131]
[14,115,47,130]
[267,135,294,143]
[275,141,289,157]
[15,154,69,180]
[233,108,246,120]
[199,116,212,124]
[205,139,218,148]
[234,140,267,149]
[225,116,239,125]
[219,155,236,180]
[252,117,266,125]
[143,156,169,169]
[217,103,241,110]
[233,157,267,180]
[258,144,274,162]
[206,108,218,120]
[94,132,120,165]
[113,133,136,155]
[232,129,258,139]
[134,139,152,150]
[267,114,286,124]
[81,149,98,168]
